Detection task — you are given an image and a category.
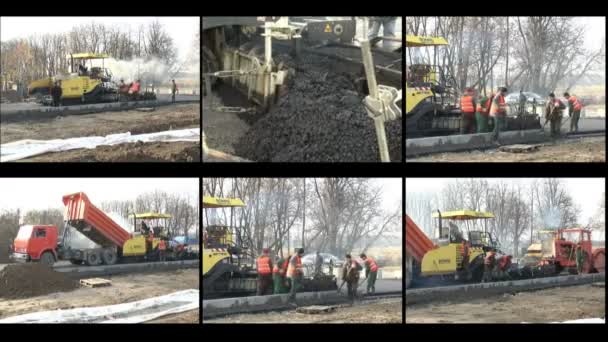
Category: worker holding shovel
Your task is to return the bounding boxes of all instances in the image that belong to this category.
[360,253,379,295]
[339,254,361,301]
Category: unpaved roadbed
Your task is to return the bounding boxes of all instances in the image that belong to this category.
[407,136,605,162]
[405,283,605,323]
[1,103,200,144]
[0,269,199,322]
[204,298,402,323]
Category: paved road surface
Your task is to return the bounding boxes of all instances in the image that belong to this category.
[369,279,402,294]
[540,117,605,133]
[1,94,199,114]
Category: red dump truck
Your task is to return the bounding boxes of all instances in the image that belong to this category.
[12,192,166,266]
[405,214,435,289]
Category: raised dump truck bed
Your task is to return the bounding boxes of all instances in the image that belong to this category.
[405,214,435,288]
[405,214,434,261]
[62,192,131,248]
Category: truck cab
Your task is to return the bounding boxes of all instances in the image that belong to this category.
[11,225,58,264]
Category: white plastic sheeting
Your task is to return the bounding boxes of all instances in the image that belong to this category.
[0,289,199,323]
[559,318,605,323]
[0,128,200,162]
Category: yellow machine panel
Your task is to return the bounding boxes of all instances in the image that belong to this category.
[406,87,434,114]
[61,77,102,98]
[421,243,484,276]
[202,248,231,275]
[122,235,147,256]
[422,243,458,275]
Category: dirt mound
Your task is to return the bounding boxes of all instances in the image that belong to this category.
[234,52,402,162]
[0,263,79,299]
[0,230,14,264]
[20,141,201,162]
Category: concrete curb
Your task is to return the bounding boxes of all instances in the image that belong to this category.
[55,259,199,278]
[202,290,349,319]
[405,273,605,306]
[1,100,200,123]
[405,129,548,157]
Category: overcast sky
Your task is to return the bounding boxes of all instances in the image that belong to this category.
[0,178,198,213]
[0,16,199,62]
[406,178,604,223]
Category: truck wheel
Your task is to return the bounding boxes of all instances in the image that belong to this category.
[40,252,55,266]
[86,252,102,266]
[101,249,118,265]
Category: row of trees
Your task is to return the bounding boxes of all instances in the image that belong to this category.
[203,178,402,259]
[1,21,176,87]
[101,190,199,238]
[406,179,605,257]
[406,17,605,96]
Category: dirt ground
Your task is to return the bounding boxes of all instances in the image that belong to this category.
[1,103,201,162]
[0,269,199,323]
[405,283,605,323]
[20,141,201,162]
[407,136,605,162]
[148,309,199,323]
[204,298,402,323]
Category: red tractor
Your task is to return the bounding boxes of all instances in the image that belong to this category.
[537,228,605,275]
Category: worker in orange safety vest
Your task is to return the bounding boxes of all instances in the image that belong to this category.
[490,87,508,139]
[460,87,477,134]
[359,253,379,294]
[158,239,167,262]
[286,248,304,301]
[564,92,583,133]
[256,248,274,295]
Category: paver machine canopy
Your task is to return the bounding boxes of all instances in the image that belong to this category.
[421,209,498,281]
[202,196,257,298]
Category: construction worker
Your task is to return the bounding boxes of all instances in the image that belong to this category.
[496,255,512,280]
[476,92,492,133]
[314,251,324,276]
[367,17,399,50]
[460,241,470,280]
[545,93,564,138]
[129,79,141,97]
[158,238,167,262]
[273,256,288,294]
[576,244,585,275]
[287,248,304,301]
[460,87,477,134]
[490,87,508,139]
[256,248,273,295]
[483,249,496,283]
[140,221,150,235]
[51,81,62,107]
[359,253,378,294]
[341,254,361,301]
[518,90,527,115]
[564,92,583,132]
[171,79,178,103]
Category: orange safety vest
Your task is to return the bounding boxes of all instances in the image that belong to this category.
[476,96,492,116]
[366,257,379,273]
[286,255,302,278]
[460,95,475,114]
[490,94,506,116]
[158,240,166,251]
[257,255,272,276]
[568,96,583,111]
